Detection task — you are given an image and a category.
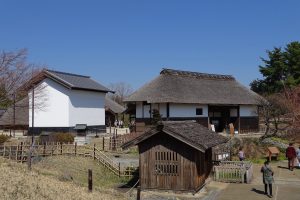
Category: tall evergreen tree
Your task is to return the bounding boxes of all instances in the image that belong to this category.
[251,41,300,94]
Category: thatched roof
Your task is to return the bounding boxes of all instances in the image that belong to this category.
[0,98,28,126]
[125,68,261,105]
[122,121,228,152]
[105,97,125,114]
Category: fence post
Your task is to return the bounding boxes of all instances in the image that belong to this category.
[43,142,46,157]
[20,142,23,162]
[102,137,105,151]
[9,146,12,160]
[118,163,121,177]
[15,144,19,161]
[75,142,77,156]
[93,144,96,160]
[3,144,5,157]
[60,143,63,155]
[88,169,93,192]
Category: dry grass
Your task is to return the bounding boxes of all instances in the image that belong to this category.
[0,157,125,200]
[33,156,128,188]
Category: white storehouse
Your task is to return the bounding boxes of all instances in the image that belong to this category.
[28,70,111,134]
[125,68,262,133]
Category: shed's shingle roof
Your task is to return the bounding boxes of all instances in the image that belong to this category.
[105,97,126,114]
[125,68,261,105]
[44,70,111,93]
[122,121,228,152]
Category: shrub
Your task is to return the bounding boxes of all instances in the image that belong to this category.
[53,132,74,144]
[0,135,9,144]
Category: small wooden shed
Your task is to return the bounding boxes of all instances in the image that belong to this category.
[122,121,228,193]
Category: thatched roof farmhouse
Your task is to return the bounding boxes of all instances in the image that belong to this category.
[125,68,261,133]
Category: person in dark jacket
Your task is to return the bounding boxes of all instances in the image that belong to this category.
[261,160,274,198]
[286,143,296,171]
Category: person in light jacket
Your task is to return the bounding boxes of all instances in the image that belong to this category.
[261,160,274,198]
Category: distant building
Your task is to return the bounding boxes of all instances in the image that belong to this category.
[125,68,262,133]
[27,69,112,134]
[105,96,125,126]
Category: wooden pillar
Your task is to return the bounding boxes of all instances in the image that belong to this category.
[60,143,63,155]
[93,144,96,160]
[166,103,170,119]
[75,142,77,156]
[88,169,93,192]
[9,146,12,160]
[43,143,46,157]
[15,144,19,161]
[102,137,105,151]
[20,142,23,162]
[3,145,5,157]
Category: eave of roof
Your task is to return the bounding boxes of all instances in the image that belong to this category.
[122,121,228,152]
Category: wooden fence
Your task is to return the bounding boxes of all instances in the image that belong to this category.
[0,143,137,178]
[98,132,143,151]
[213,161,253,183]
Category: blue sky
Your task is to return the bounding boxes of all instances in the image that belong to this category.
[1,0,300,90]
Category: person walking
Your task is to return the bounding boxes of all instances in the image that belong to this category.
[261,160,274,198]
[238,147,245,161]
[286,143,296,171]
[296,146,300,168]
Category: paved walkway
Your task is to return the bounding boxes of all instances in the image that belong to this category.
[139,161,300,200]
[208,161,300,200]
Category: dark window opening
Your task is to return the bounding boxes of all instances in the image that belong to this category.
[196,108,203,115]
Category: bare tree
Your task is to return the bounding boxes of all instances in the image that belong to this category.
[107,82,133,105]
[0,49,48,136]
[258,94,290,138]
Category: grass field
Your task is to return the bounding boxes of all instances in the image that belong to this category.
[0,157,127,200]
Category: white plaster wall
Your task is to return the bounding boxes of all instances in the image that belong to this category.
[29,78,69,127]
[240,105,258,117]
[158,103,167,118]
[136,102,143,118]
[68,90,105,126]
[150,103,167,118]
[169,103,208,117]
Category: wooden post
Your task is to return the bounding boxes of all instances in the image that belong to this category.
[88,169,93,192]
[75,142,77,156]
[43,143,46,157]
[20,142,23,163]
[3,145,5,157]
[60,143,63,155]
[93,144,96,160]
[118,163,121,177]
[28,146,32,171]
[137,186,141,200]
[102,137,105,151]
[9,146,12,160]
[15,144,19,161]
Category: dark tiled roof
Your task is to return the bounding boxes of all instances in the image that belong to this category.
[122,121,228,152]
[125,68,262,105]
[44,70,111,93]
[105,97,126,114]
[0,98,28,126]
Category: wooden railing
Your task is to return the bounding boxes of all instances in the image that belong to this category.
[0,143,137,178]
[213,161,253,183]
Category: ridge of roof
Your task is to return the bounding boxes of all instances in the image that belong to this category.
[46,69,90,78]
[161,68,235,80]
[121,121,228,152]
